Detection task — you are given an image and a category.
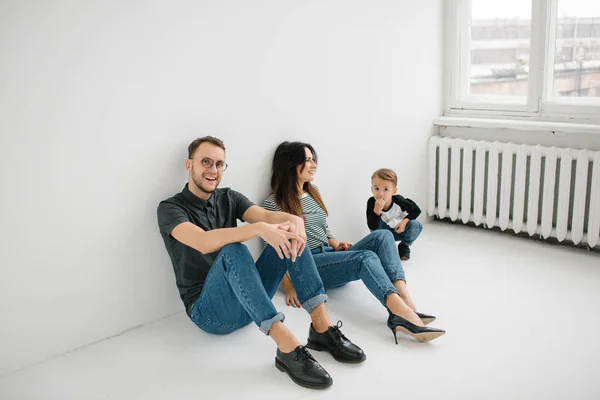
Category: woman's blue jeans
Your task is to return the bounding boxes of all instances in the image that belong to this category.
[190,243,328,335]
[311,230,405,307]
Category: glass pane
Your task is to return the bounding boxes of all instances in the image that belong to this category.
[553,1,600,98]
[470,0,532,97]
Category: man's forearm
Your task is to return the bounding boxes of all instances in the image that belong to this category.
[172,222,265,254]
[263,210,301,225]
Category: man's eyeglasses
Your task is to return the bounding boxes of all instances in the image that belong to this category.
[191,157,228,172]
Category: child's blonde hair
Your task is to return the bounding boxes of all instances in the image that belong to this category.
[371,168,397,187]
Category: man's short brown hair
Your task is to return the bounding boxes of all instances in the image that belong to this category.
[188,136,226,159]
[371,168,397,187]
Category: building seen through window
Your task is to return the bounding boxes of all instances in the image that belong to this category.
[469,1,600,98]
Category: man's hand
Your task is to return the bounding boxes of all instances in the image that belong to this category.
[284,288,301,308]
[259,222,305,261]
[286,215,307,256]
[395,218,409,233]
[335,241,353,251]
[374,197,386,215]
[278,216,307,258]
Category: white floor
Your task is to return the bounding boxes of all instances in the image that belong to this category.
[1,222,599,400]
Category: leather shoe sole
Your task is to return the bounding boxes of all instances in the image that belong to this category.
[306,340,367,364]
[275,358,333,389]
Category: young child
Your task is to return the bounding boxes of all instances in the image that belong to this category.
[366,168,423,261]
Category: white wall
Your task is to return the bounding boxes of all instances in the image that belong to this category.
[0,0,443,375]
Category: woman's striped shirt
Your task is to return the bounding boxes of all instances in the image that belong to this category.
[262,190,334,250]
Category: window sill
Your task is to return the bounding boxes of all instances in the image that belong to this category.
[433,116,600,136]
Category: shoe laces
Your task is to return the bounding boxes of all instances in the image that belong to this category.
[330,320,349,342]
[294,346,316,363]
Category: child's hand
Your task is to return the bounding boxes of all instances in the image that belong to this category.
[374,197,386,215]
[395,218,409,233]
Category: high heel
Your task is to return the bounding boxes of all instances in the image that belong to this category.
[415,311,436,325]
[387,314,445,343]
[386,307,436,325]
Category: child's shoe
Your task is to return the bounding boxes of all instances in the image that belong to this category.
[398,243,410,261]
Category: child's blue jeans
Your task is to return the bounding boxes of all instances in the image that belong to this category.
[374,219,423,246]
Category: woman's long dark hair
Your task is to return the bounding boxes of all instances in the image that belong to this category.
[270,141,328,217]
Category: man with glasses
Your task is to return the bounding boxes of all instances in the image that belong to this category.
[157,136,364,389]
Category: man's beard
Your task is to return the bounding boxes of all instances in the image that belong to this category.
[191,168,219,194]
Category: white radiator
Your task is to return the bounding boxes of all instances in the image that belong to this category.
[428,136,600,248]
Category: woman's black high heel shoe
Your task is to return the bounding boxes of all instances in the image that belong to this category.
[387,314,445,343]
[386,307,436,325]
[415,311,436,325]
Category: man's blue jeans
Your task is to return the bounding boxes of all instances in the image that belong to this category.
[311,230,405,307]
[190,243,328,335]
[375,220,423,246]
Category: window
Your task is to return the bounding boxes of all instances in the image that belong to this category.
[551,2,600,99]
[446,0,600,122]
[469,0,532,99]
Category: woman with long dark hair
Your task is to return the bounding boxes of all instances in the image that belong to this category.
[262,141,445,344]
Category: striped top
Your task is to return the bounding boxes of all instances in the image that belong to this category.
[262,189,334,250]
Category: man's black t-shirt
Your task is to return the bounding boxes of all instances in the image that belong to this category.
[157,184,254,315]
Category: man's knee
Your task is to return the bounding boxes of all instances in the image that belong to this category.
[296,246,315,262]
[283,246,317,275]
[220,243,253,265]
[222,242,251,253]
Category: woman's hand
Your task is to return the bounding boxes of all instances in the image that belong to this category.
[328,238,352,251]
[394,218,409,233]
[280,274,301,308]
[259,222,305,261]
[285,288,302,308]
[335,241,353,251]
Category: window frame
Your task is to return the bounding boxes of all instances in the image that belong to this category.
[445,0,600,124]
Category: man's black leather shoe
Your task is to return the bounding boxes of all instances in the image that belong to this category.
[306,321,366,363]
[275,346,333,389]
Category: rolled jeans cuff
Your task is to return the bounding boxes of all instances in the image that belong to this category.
[382,289,400,306]
[301,293,328,314]
[259,312,285,335]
